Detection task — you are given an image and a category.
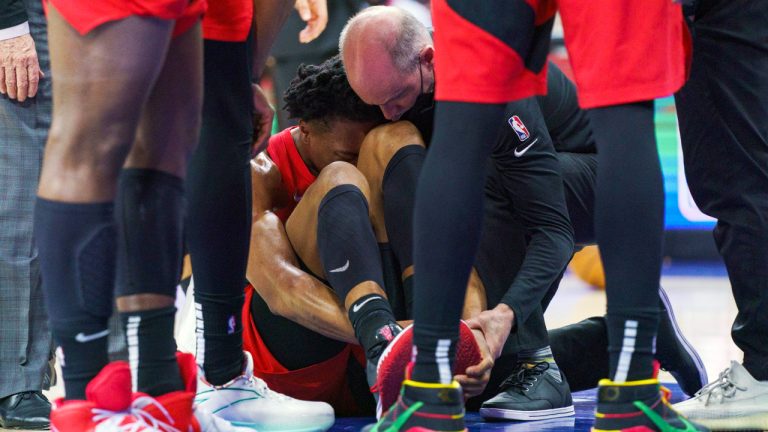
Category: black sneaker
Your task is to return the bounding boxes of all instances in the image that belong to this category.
[593,378,708,432]
[656,286,707,396]
[479,361,575,421]
[364,378,466,432]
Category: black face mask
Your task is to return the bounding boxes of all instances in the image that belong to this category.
[409,91,435,117]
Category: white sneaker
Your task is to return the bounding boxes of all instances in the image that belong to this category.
[195,352,334,432]
[674,361,768,431]
[194,408,253,432]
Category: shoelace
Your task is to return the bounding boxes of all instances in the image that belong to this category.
[498,361,550,393]
[130,396,182,432]
[692,367,747,406]
[91,408,165,432]
[240,375,292,401]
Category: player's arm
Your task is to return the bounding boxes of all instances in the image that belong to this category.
[246,153,357,344]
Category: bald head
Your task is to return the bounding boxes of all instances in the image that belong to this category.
[340,6,433,119]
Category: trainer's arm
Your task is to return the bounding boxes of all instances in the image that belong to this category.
[246,155,357,344]
[494,109,575,325]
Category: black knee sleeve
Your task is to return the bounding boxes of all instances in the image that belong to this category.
[35,198,116,398]
[317,184,385,300]
[382,145,425,271]
[115,168,184,298]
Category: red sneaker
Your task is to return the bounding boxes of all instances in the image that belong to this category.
[51,362,154,432]
[131,352,198,432]
[375,321,482,418]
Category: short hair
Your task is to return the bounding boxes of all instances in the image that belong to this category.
[389,10,432,72]
[339,7,432,73]
[283,55,384,125]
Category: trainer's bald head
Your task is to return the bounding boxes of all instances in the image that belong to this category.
[340,6,432,114]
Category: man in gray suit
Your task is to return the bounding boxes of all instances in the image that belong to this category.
[0,0,53,428]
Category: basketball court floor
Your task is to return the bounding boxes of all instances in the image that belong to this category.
[10,261,739,432]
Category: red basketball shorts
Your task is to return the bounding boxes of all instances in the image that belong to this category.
[432,0,690,108]
[47,0,207,38]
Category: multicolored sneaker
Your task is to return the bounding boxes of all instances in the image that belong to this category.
[673,361,768,431]
[195,351,334,431]
[51,362,158,432]
[592,377,709,432]
[364,379,467,432]
[375,321,481,419]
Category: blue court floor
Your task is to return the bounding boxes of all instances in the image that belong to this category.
[331,384,688,432]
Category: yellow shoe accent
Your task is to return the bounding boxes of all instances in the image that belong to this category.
[402,379,461,390]
[598,377,659,387]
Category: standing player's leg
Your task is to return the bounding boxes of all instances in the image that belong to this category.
[115,21,203,397]
[186,34,254,387]
[673,1,768,429]
[35,5,174,401]
[369,1,552,430]
[556,0,708,429]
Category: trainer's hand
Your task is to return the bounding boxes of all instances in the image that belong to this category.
[466,304,515,361]
[252,83,274,156]
[0,33,44,102]
[455,329,494,399]
[295,0,328,43]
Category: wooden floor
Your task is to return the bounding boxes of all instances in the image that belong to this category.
[6,262,740,431]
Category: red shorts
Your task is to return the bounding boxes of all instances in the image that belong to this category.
[241,286,369,416]
[47,0,207,38]
[203,0,253,42]
[432,0,690,108]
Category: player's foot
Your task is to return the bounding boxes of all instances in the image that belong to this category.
[364,379,467,432]
[367,322,403,396]
[375,321,481,419]
[50,362,158,431]
[195,351,334,432]
[593,377,708,432]
[130,351,199,432]
[479,361,574,421]
[656,286,707,396]
[673,361,768,431]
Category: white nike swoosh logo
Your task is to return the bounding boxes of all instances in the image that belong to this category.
[513,137,539,157]
[75,329,110,343]
[329,259,350,273]
[352,296,382,313]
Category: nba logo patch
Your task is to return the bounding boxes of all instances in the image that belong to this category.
[508,115,530,141]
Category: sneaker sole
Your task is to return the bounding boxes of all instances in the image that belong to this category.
[479,405,575,421]
[691,413,768,431]
[230,418,335,432]
[659,285,708,395]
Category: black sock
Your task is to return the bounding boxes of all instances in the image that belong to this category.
[195,291,245,385]
[317,184,387,298]
[348,294,400,362]
[122,307,182,395]
[411,102,505,383]
[589,101,662,382]
[35,198,115,399]
[114,168,186,394]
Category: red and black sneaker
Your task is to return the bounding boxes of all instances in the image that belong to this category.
[592,377,709,432]
[51,362,156,432]
[364,378,467,432]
